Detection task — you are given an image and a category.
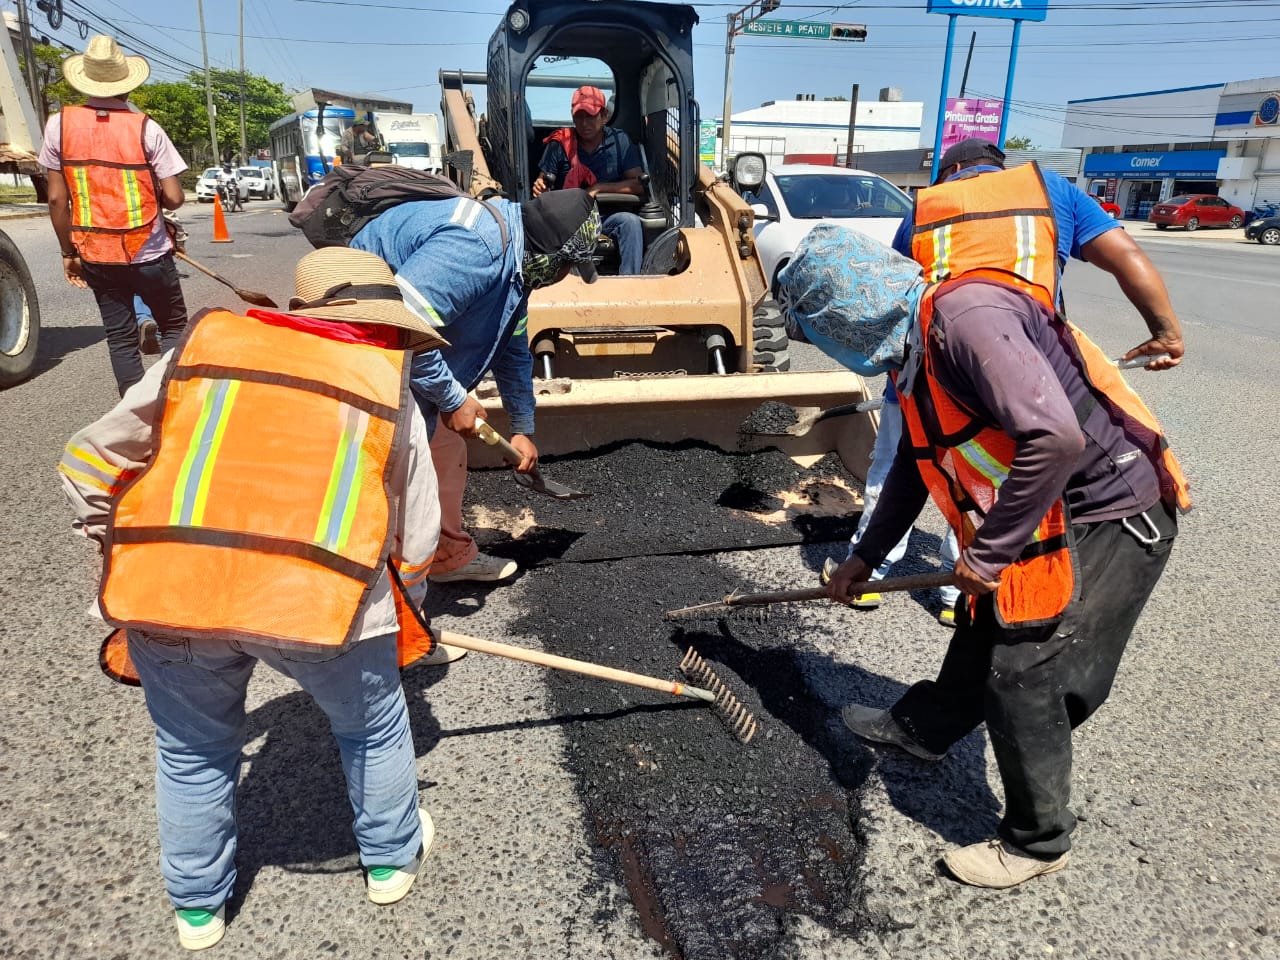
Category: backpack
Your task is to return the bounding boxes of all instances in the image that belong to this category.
[288,164,509,252]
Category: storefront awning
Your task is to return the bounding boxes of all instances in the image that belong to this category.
[1083,149,1227,180]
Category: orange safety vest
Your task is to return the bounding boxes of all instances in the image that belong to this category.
[899,284,1192,629]
[60,105,162,264]
[911,162,1060,316]
[100,308,421,652]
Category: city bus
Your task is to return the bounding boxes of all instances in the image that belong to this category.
[268,106,355,210]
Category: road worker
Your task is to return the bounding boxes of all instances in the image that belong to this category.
[58,248,457,950]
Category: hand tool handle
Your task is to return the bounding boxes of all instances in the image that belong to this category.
[1115,354,1171,370]
[475,419,522,465]
[727,571,958,607]
[435,629,715,702]
[175,251,231,288]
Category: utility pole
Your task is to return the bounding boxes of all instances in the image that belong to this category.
[722,0,781,167]
[238,0,247,164]
[843,83,859,167]
[197,0,219,163]
[958,31,977,98]
[15,0,43,123]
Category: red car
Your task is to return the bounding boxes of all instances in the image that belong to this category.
[1093,196,1121,219]
[1148,194,1245,231]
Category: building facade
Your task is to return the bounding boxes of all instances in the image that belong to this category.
[1063,78,1280,220]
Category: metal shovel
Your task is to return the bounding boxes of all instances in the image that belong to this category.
[475,420,590,500]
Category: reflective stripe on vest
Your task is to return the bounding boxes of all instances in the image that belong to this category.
[100,309,412,650]
[899,284,1190,628]
[60,105,160,264]
[911,163,1059,314]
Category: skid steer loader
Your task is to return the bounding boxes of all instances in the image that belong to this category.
[439,0,878,479]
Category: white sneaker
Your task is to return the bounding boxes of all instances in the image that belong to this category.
[366,808,435,905]
[420,642,467,665]
[429,552,518,583]
[174,905,225,951]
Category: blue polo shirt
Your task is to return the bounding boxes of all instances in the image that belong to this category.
[538,127,641,186]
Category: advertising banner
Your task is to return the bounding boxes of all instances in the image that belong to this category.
[699,120,718,166]
[941,98,1004,152]
[926,0,1049,22]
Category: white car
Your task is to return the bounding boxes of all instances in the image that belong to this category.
[238,166,276,200]
[744,164,913,308]
[195,167,251,203]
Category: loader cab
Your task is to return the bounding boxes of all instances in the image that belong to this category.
[479,0,700,273]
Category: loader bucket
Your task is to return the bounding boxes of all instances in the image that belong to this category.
[468,370,878,483]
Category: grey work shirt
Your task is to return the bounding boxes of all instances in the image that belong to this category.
[856,279,1162,582]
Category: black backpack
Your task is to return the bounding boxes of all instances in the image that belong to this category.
[288,164,509,251]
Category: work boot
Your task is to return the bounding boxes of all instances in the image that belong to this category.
[942,839,1070,889]
[139,319,161,355]
[174,905,225,951]
[367,808,435,905]
[429,552,517,583]
[841,703,946,762]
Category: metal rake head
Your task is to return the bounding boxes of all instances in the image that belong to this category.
[679,647,759,744]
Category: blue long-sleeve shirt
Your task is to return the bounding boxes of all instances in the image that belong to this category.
[351,197,536,435]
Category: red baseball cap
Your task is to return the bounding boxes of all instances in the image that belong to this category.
[571,85,607,117]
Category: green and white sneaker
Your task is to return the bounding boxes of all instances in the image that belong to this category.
[174,905,225,951]
[366,808,435,905]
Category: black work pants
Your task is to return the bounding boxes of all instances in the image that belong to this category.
[889,503,1177,858]
[81,253,189,395]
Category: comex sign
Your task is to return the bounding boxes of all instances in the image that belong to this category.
[926,0,1048,22]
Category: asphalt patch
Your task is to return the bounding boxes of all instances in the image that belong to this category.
[507,554,879,959]
[466,441,861,565]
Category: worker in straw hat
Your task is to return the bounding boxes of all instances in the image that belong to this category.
[58,247,464,951]
[39,35,191,396]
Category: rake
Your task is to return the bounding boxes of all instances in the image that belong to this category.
[664,571,958,623]
[433,629,759,744]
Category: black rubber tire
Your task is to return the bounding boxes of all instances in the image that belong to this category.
[0,230,41,389]
[1229,215,1243,229]
[640,227,685,275]
[752,298,790,372]
[1185,217,1199,232]
[1259,227,1280,246]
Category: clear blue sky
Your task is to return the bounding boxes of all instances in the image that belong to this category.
[15,0,1280,149]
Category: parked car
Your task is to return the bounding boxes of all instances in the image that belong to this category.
[194,167,221,202]
[195,167,250,203]
[1244,213,1280,246]
[1093,195,1121,219]
[238,166,276,200]
[1147,194,1244,231]
[742,164,912,305]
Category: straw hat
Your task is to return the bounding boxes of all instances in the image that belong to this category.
[63,35,150,98]
[287,248,447,352]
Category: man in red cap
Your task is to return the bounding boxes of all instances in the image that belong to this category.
[533,85,645,273]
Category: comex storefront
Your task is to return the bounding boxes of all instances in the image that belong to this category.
[1082,149,1227,221]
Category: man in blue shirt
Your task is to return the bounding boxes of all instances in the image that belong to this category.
[533,85,645,275]
[353,190,599,583]
[893,138,1183,369]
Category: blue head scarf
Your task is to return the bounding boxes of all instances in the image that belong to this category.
[777,223,924,379]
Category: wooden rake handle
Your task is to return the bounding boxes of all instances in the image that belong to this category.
[726,571,958,607]
[435,630,715,702]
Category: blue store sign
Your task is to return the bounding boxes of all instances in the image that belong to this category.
[926,0,1048,22]
[1083,149,1227,181]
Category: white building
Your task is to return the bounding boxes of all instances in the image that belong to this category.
[721,91,923,168]
[1063,78,1280,219]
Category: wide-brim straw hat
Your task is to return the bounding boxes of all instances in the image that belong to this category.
[288,248,447,352]
[63,35,150,98]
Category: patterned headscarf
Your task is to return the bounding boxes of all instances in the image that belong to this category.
[777,223,925,380]
[520,191,601,289]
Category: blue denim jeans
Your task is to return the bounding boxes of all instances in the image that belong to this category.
[847,400,960,606]
[601,212,643,275]
[127,630,422,910]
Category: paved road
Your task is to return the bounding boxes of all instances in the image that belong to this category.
[0,207,1275,959]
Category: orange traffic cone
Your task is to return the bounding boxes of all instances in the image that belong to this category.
[211,193,233,243]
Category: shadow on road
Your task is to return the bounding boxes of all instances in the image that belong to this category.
[32,324,103,379]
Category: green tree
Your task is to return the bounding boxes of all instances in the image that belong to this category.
[1004,135,1034,150]
[26,43,84,116]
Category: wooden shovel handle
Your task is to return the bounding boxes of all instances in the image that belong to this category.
[475,420,522,466]
[435,629,714,702]
[726,571,958,607]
